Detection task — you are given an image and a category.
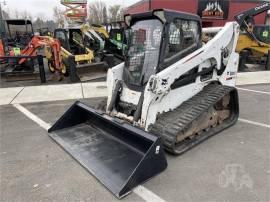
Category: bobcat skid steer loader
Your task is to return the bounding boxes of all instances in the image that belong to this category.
[49,9,240,198]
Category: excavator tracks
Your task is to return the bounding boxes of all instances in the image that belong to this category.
[149,84,239,155]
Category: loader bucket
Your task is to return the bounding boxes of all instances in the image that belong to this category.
[48,101,167,198]
[67,56,108,82]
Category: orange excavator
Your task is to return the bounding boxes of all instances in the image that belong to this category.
[0,19,64,81]
[15,35,62,73]
[1,34,63,81]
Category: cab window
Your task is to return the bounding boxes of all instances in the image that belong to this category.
[165,19,200,59]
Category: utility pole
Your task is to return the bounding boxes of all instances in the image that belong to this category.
[149,0,151,10]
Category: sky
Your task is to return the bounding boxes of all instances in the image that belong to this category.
[2,0,141,20]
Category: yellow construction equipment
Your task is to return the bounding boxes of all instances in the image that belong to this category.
[53,27,108,82]
[91,24,109,39]
[0,19,64,82]
[234,3,270,70]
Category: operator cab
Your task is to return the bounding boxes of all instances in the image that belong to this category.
[253,25,270,44]
[123,9,202,90]
[104,21,127,59]
[54,28,87,55]
[237,14,270,45]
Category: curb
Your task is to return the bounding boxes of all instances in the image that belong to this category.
[0,82,107,105]
[236,71,270,85]
[1,71,269,106]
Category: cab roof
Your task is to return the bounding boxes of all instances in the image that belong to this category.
[125,9,201,26]
[5,19,32,25]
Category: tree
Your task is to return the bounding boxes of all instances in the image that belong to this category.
[32,18,56,33]
[117,8,124,21]
[14,9,20,19]
[2,10,10,19]
[108,5,121,22]
[87,1,124,25]
[21,10,33,21]
[22,10,28,19]
[88,0,106,24]
[45,20,56,31]
[53,6,64,28]
[102,6,108,24]
[34,17,44,29]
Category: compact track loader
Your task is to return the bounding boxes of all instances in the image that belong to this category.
[82,24,105,53]
[91,23,126,66]
[103,21,127,64]
[53,27,109,82]
[49,9,240,198]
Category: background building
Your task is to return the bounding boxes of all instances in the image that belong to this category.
[125,0,270,27]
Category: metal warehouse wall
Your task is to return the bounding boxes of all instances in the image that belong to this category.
[125,0,269,27]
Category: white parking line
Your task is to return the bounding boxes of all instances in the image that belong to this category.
[239,118,270,129]
[13,103,51,130]
[134,185,166,202]
[13,103,167,202]
[237,87,270,95]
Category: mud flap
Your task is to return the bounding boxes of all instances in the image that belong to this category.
[48,101,167,198]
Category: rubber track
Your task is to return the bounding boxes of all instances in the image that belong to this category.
[149,84,238,154]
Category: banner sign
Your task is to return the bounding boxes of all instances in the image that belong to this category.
[198,0,229,20]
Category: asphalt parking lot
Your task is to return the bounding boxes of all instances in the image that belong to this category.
[1,83,270,202]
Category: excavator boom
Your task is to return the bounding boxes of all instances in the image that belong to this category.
[234,2,270,43]
[18,36,62,71]
[234,3,270,70]
[234,2,270,26]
